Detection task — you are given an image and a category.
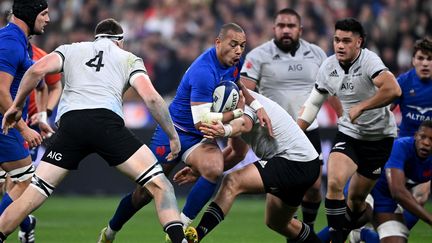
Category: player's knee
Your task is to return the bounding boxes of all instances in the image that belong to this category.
[199,163,224,182]
[326,177,344,195]
[31,174,55,197]
[220,174,241,196]
[8,164,35,183]
[377,220,409,240]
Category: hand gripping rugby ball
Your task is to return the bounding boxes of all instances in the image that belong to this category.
[212,81,240,112]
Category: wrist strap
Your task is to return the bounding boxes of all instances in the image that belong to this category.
[223,124,232,137]
[232,108,243,119]
[250,100,263,111]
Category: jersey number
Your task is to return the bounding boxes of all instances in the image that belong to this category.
[85,51,104,71]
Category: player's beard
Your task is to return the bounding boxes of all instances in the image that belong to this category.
[274,37,299,53]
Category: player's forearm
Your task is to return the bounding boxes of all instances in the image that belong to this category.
[146,94,178,140]
[47,82,62,110]
[394,189,432,225]
[15,70,45,109]
[0,90,13,115]
[35,84,48,112]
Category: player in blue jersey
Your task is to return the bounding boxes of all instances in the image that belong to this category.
[0,1,49,242]
[368,120,432,242]
[98,23,272,242]
[345,37,432,243]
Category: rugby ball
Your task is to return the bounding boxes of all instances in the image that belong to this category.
[212,81,240,112]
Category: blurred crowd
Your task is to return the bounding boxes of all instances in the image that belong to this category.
[1,0,431,100]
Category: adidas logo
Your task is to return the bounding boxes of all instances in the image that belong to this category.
[258,160,268,168]
[329,69,339,77]
[273,54,281,60]
[372,167,382,175]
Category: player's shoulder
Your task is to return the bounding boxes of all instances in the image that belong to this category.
[249,40,274,55]
[299,39,326,56]
[397,68,416,85]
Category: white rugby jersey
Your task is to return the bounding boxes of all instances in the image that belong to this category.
[241,39,327,130]
[242,90,318,162]
[315,48,397,140]
[54,38,146,122]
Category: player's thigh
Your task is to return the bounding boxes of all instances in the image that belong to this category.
[33,161,69,187]
[327,152,357,188]
[115,145,158,180]
[185,140,224,175]
[221,163,265,194]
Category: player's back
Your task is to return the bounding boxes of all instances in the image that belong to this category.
[242,91,318,162]
[55,38,145,121]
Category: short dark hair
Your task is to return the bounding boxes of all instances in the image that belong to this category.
[413,37,432,57]
[419,120,432,130]
[95,18,123,36]
[217,23,244,40]
[335,18,366,47]
[275,8,301,24]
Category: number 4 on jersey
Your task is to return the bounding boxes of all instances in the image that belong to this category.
[85,51,104,71]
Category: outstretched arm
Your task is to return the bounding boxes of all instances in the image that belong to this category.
[131,73,180,161]
[386,168,432,225]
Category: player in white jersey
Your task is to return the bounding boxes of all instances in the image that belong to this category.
[177,90,321,242]
[240,8,337,230]
[297,18,401,243]
[0,18,188,243]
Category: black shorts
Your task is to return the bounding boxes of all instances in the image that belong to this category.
[330,132,394,179]
[42,109,143,170]
[305,128,323,164]
[254,157,320,207]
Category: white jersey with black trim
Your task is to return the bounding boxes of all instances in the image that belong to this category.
[240,39,327,130]
[242,90,318,162]
[54,38,146,122]
[315,48,397,140]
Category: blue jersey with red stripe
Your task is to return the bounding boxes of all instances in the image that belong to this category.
[168,47,242,135]
[394,69,432,137]
[372,137,432,212]
[0,23,32,162]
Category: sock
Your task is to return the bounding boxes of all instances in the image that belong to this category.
[345,206,369,229]
[325,198,346,243]
[0,232,6,242]
[19,216,31,232]
[0,193,12,215]
[108,193,138,231]
[287,222,321,243]
[301,201,321,230]
[180,212,193,229]
[196,202,224,240]
[0,193,32,232]
[104,225,117,241]
[403,210,419,229]
[317,226,331,243]
[164,221,186,243]
[182,177,217,220]
[360,227,379,243]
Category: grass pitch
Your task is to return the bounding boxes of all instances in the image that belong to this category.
[6,195,432,242]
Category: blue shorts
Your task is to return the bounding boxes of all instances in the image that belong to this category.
[371,184,398,213]
[0,128,29,163]
[150,125,203,164]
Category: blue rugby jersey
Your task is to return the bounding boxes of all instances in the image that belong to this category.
[169,47,242,135]
[394,69,432,137]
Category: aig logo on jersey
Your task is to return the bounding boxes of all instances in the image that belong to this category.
[287,64,303,72]
[46,151,63,161]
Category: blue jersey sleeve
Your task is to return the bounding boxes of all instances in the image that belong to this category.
[189,65,217,103]
[0,38,23,76]
[385,139,409,170]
